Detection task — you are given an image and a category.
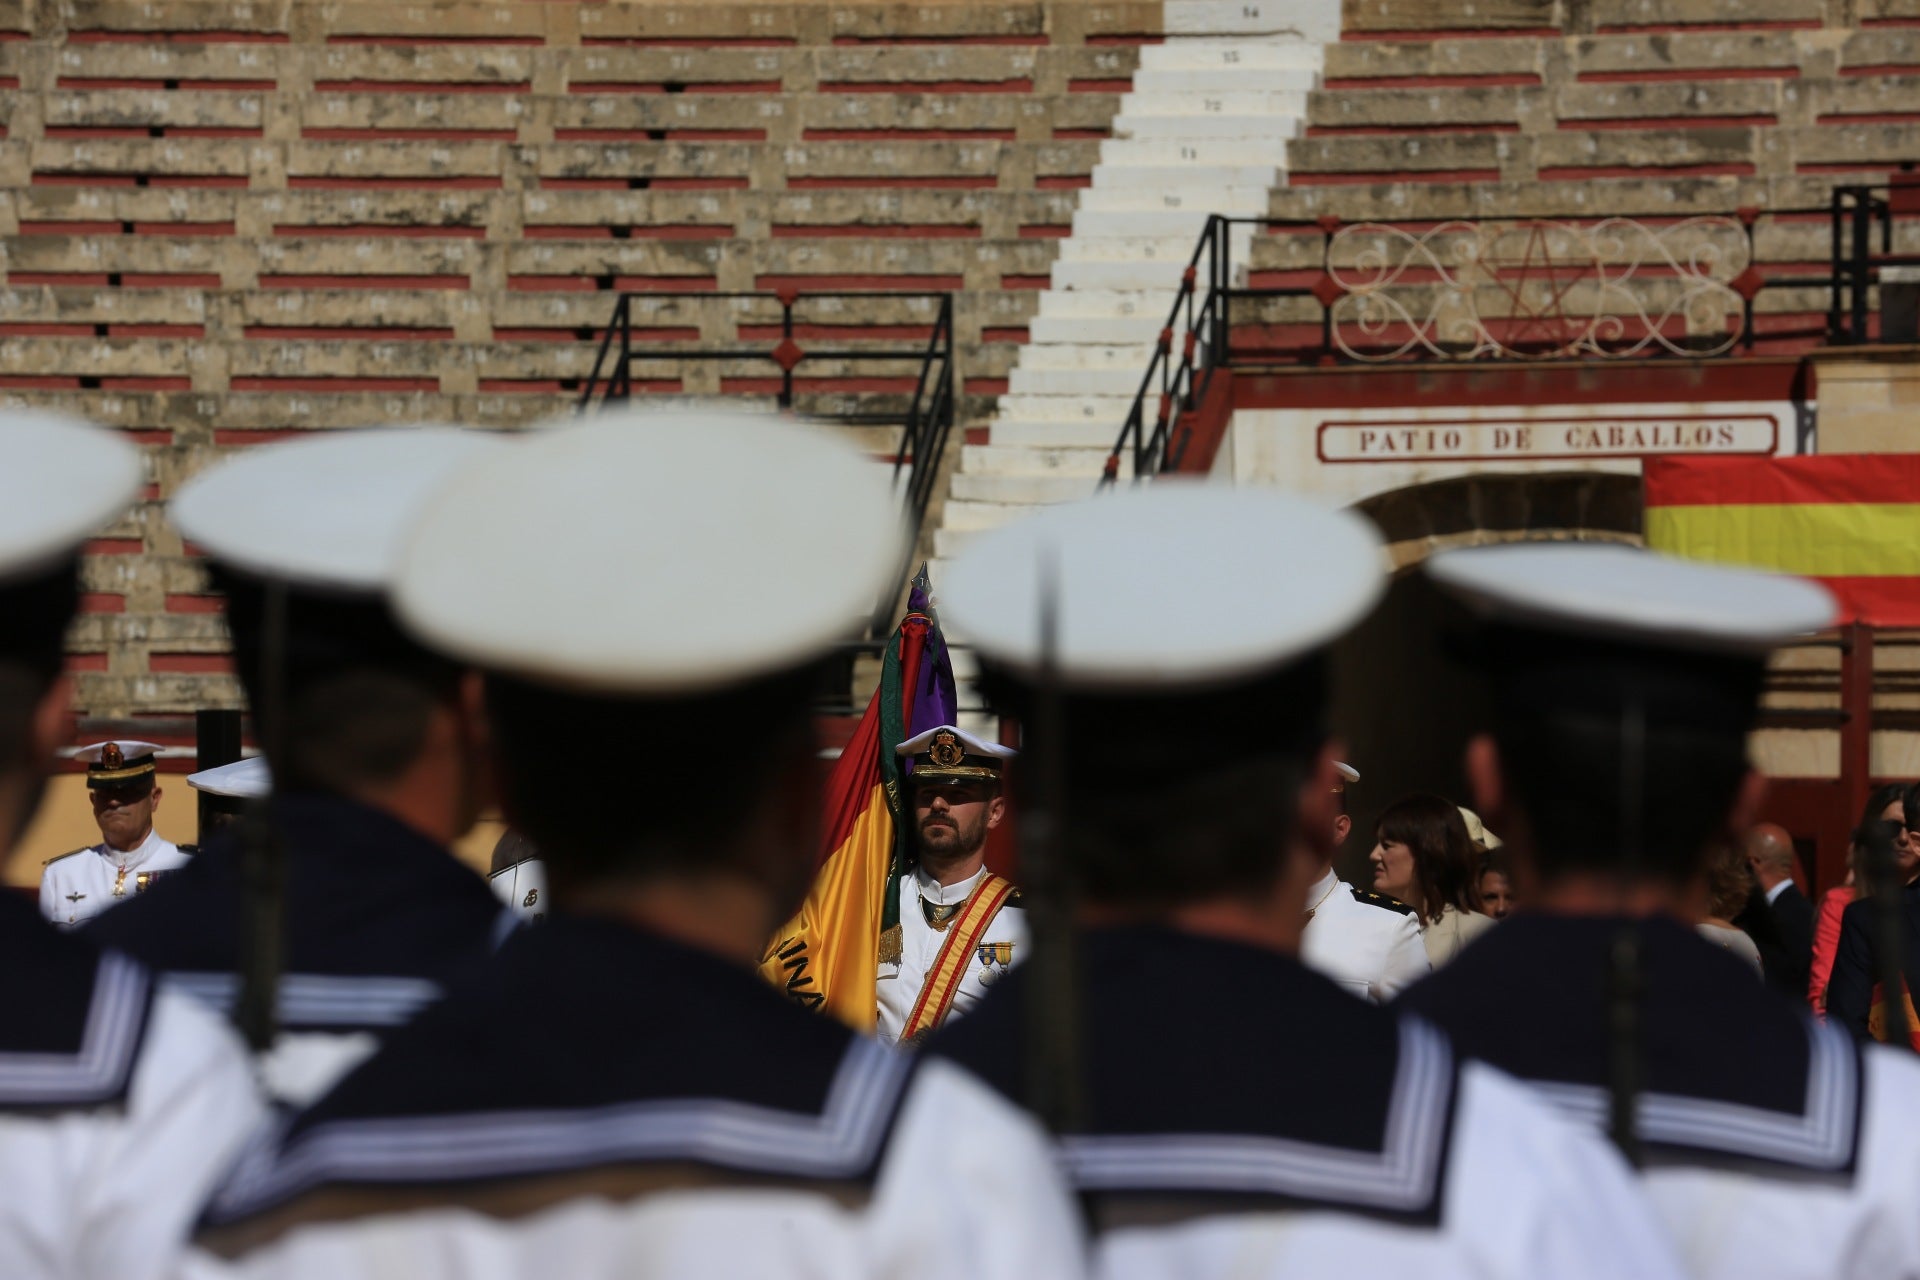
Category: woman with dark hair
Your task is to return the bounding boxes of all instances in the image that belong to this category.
[1810,782,1913,1012]
[1369,793,1496,967]
[1698,838,1762,972]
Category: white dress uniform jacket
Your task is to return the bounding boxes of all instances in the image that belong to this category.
[930,925,1686,1280]
[182,916,1086,1280]
[40,828,189,929]
[1402,912,1920,1279]
[488,856,548,922]
[1299,869,1429,1002]
[0,894,264,1280]
[876,863,1028,1046]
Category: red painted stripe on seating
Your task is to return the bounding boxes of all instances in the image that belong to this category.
[164,594,224,613]
[100,377,192,390]
[820,79,1034,93]
[520,225,734,239]
[830,35,1046,46]
[257,275,469,289]
[242,326,458,340]
[56,77,272,89]
[785,176,997,189]
[1536,163,1755,179]
[1068,78,1133,91]
[492,326,701,342]
[324,35,543,46]
[229,376,440,391]
[271,224,484,238]
[1019,225,1070,237]
[1035,175,1092,188]
[1818,111,1920,125]
[109,325,205,337]
[301,128,519,141]
[1577,67,1798,81]
[287,177,503,189]
[801,128,1017,140]
[1559,114,1776,129]
[80,595,127,614]
[982,327,1029,343]
[1324,74,1541,88]
[998,274,1050,289]
[1342,27,1561,40]
[1288,168,1502,185]
[86,539,144,555]
[580,37,795,48]
[1594,19,1821,32]
[310,80,529,92]
[1840,63,1920,75]
[772,224,980,238]
[65,31,288,43]
[0,323,93,336]
[1050,128,1110,138]
[0,375,83,387]
[133,223,236,235]
[149,654,233,674]
[4,273,111,285]
[16,221,119,235]
[1306,122,1521,135]
[119,274,224,287]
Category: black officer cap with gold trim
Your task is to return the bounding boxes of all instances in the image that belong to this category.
[897,724,1015,786]
[77,739,162,791]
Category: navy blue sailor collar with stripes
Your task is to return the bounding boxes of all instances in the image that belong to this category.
[1397,911,1865,1179]
[927,924,1462,1224]
[0,891,155,1110]
[197,916,917,1235]
[81,791,509,1033]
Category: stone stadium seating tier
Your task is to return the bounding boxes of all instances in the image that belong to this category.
[0,0,1157,733]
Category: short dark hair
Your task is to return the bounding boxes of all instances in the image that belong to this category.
[1862,783,1908,831]
[978,655,1328,910]
[216,571,463,794]
[1484,628,1761,887]
[1376,792,1481,922]
[484,662,823,889]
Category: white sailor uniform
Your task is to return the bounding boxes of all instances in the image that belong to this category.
[489,856,548,922]
[0,894,264,1280]
[40,829,190,929]
[1299,868,1429,1003]
[876,863,1028,1047]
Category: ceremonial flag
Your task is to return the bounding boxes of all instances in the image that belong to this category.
[1643,454,1920,626]
[758,574,956,1029]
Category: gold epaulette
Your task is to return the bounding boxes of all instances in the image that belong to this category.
[41,847,88,868]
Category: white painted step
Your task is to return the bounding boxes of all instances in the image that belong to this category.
[1027,313,1168,344]
[1077,184,1273,213]
[1091,163,1279,190]
[1072,208,1255,238]
[1132,67,1318,94]
[1115,114,1304,140]
[1162,0,1341,40]
[963,444,1124,477]
[1057,234,1207,263]
[1121,89,1308,116]
[1008,366,1150,396]
[951,472,1102,504]
[994,391,1136,423]
[941,499,1042,533]
[1100,136,1291,165]
[1139,39,1322,72]
[1051,259,1200,290]
[1035,288,1175,319]
[985,418,1129,448]
[1017,341,1157,370]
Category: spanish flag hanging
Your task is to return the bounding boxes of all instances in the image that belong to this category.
[1643,454,1920,626]
[758,575,957,1029]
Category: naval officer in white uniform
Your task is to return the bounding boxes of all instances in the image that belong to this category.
[877,724,1026,1046]
[0,411,263,1280]
[40,740,191,929]
[1300,762,1430,1002]
[927,483,1685,1280]
[183,407,1087,1280]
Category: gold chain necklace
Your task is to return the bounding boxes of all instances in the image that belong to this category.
[1303,877,1340,924]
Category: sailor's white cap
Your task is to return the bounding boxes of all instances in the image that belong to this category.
[393,407,904,695]
[1426,542,1836,655]
[943,483,1385,690]
[186,755,271,799]
[896,724,1016,760]
[1459,806,1503,851]
[1334,762,1360,785]
[170,427,503,594]
[0,412,142,584]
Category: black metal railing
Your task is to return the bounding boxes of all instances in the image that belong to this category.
[577,290,956,636]
[1102,192,1914,487]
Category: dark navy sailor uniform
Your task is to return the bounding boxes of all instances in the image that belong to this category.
[1400,913,1920,1278]
[0,892,262,1280]
[928,926,1680,1279]
[185,916,1083,1280]
[83,792,508,1105]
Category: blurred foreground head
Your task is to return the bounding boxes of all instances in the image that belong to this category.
[943,483,1385,912]
[170,428,499,829]
[1427,543,1833,891]
[391,407,903,916]
[0,413,141,847]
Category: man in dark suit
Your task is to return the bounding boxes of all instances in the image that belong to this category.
[1741,821,1813,998]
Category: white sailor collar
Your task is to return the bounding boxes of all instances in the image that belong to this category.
[912,862,987,909]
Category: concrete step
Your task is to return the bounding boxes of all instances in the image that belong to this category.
[1132,66,1317,94]
[1138,38,1323,73]
[1057,233,1204,263]
[963,443,1122,477]
[1077,184,1274,213]
[951,471,1103,504]
[1100,136,1291,165]
[1050,258,1198,291]
[1161,1,1341,39]
[1027,313,1168,344]
[1035,288,1176,320]
[1090,163,1279,191]
[994,391,1136,424]
[1072,208,1252,239]
[1120,89,1308,117]
[1114,113,1304,140]
[942,497,1073,532]
[1016,341,1156,371]
[1008,365,1149,396]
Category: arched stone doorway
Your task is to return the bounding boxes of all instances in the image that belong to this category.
[1327,471,1642,885]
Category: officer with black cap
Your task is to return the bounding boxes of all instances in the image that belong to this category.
[927,484,1684,1279]
[184,408,1085,1279]
[1401,541,1920,1278]
[0,412,262,1279]
[85,427,510,1106]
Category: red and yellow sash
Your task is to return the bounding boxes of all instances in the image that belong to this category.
[900,874,1013,1045]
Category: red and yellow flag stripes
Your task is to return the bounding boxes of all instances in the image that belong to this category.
[1643,454,1920,626]
[900,874,1014,1045]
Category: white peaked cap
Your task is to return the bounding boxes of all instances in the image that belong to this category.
[170,427,503,594]
[187,756,271,798]
[1426,542,1836,655]
[393,407,905,695]
[1458,807,1502,850]
[1335,762,1360,784]
[73,740,164,764]
[943,482,1386,690]
[0,411,142,583]
[896,724,1017,759]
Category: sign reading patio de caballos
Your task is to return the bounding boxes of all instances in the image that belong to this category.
[1317,414,1778,464]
